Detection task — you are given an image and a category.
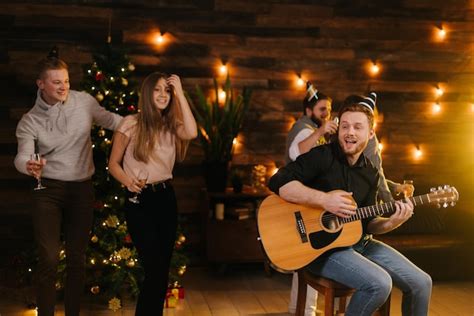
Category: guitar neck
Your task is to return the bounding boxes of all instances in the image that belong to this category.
[341,194,431,223]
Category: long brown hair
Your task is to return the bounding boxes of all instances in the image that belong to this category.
[133,72,189,163]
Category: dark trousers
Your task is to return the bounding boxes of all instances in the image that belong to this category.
[31,178,94,316]
[125,182,178,316]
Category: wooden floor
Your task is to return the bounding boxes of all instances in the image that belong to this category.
[1,265,473,316]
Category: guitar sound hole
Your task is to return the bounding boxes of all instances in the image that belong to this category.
[320,211,342,233]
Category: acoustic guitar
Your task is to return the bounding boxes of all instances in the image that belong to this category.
[257,185,459,272]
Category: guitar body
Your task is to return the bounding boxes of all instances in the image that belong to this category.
[257,186,458,272]
[257,194,362,271]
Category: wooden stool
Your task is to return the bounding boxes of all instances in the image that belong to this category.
[296,269,391,316]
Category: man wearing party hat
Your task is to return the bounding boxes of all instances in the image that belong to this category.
[285,82,338,164]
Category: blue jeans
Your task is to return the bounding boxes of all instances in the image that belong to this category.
[306,236,432,316]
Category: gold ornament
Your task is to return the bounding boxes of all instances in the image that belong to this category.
[98,129,105,137]
[178,234,186,243]
[91,286,100,294]
[91,235,99,243]
[121,78,128,86]
[96,92,104,102]
[128,63,135,71]
[118,247,132,260]
[108,297,122,312]
[105,215,119,228]
[55,282,62,290]
[126,259,135,267]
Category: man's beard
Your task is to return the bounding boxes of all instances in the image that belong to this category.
[310,114,323,126]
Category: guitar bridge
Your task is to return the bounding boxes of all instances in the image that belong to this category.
[294,211,308,243]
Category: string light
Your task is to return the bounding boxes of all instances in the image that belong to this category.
[437,26,446,40]
[432,102,442,114]
[218,89,226,103]
[414,146,423,160]
[296,76,305,87]
[435,85,444,97]
[155,32,164,44]
[219,63,228,75]
[370,62,380,75]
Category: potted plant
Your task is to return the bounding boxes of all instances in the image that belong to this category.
[187,76,252,192]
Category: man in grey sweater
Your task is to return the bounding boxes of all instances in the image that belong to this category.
[14,54,122,316]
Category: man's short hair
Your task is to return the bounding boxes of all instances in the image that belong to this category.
[37,57,68,79]
[339,95,375,128]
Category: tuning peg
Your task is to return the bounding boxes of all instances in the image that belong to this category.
[438,186,443,190]
[451,202,456,207]
[436,203,441,208]
[443,202,449,208]
[443,184,450,189]
[430,187,436,192]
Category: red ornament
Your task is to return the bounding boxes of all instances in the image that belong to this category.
[124,234,133,244]
[95,71,104,81]
[127,105,136,112]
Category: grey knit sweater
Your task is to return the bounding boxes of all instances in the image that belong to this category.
[14,89,122,181]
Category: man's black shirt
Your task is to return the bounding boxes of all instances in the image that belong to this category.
[268,141,380,232]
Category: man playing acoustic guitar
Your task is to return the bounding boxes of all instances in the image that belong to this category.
[268,100,432,315]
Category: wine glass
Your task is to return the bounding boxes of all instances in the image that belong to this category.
[128,169,148,204]
[30,153,46,190]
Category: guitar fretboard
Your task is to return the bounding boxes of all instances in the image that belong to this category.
[339,194,431,224]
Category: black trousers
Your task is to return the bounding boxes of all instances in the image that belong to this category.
[31,178,94,316]
[125,182,178,316]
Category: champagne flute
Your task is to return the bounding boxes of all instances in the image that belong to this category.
[30,153,46,190]
[128,169,148,204]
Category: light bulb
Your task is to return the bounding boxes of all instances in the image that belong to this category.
[296,77,304,87]
[219,64,227,75]
[371,63,380,75]
[438,27,446,40]
[156,33,164,44]
[432,102,441,114]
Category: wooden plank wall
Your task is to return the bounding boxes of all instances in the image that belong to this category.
[1,0,473,260]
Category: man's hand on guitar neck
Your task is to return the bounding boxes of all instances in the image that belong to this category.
[368,198,414,234]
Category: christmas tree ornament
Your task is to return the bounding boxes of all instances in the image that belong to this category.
[178,234,186,243]
[121,78,128,86]
[105,215,119,228]
[126,259,135,267]
[128,63,135,71]
[95,71,104,81]
[91,235,99,243]
[124,234,133,244]
[118,247,132,260]
[96,92,104,102]
[108,297,121,312]
[91,286,100,294]
[127,105,136,112]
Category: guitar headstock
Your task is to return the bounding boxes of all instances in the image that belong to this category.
[428,185,459,208]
